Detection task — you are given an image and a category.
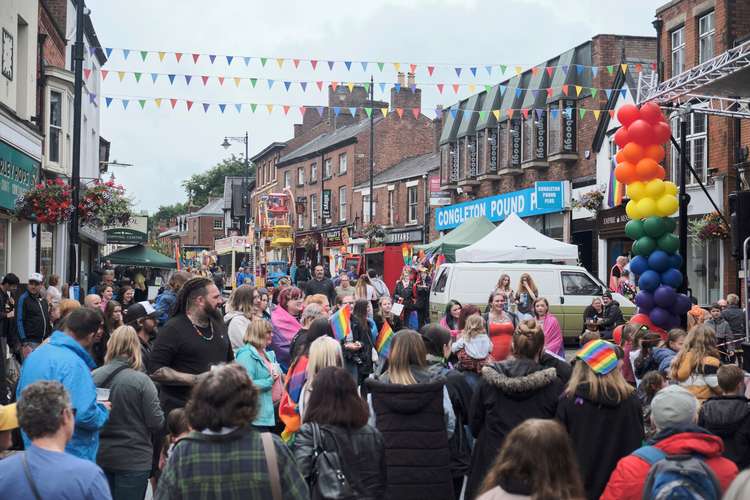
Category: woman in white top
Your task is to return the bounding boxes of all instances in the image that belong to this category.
[355,274,378,316]
[298,336,344,422]
[46,274,62,307]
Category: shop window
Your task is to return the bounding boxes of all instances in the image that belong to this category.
[339,153,347,174]
[688,227,721,304]
[671,26,685,76]
[526,213,564,241]
[39,225,55,279]
[407,186,418,223]
[338,187,347,222]
[699,11,715,64]
[670,113,708,185]
[49,90,63,164]
[561,271,603,296]
[213,219,223,230]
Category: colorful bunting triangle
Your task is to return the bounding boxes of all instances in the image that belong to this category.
[117,71,126,82]
[184,75,192,85]
[140,50,148,61]
[478,110,487,121]
[344,61,352,71]
[267,79,275,89]
[393,62,401,72]
[122,99,129,109]
[396,108,404,118]
[150,73,158,83]
[293,59,300,68]
[122,49,130,60]
[201,75,209,86]
[243,56,251,66]
[251,103,258,113]
[174,52,182,62]
[452,84,460,93]
[364,107,372,117]
[219,104,226,113]
[380,107,389,117]
[266,104,274,114]
[284,81,292,91]
[105,97,113,107]
[454,67,462,77]
[499,64,507,74]
[578,108,586,119]
[209,54,216,64]
[328,61,335,70]
[593,109,601,120]
[316,106,325,117]
[168,74,176,84]
[316,81,323,91]
[138,99,146,109]
[310,60,318,70]
[377,62,384,71]
[170,98,177,109]
[203,103,210,113]
[233,77,241,87]
[348,107,357,117]
[276,58,285,69]
[192,53,200,63]
[83,68,91,80]
[411,108,420,119]
[260,57,268,67]
[427,66,435,76]
[485,65,493,76]
[492,110,500,120]
[346,82,354,92]
[105,48,113,58]
[283,105,290,115]
[361,61,368,72]
[300,81,308,92]
[226,55,233,65]
[235,103,242,113]
[620,64,628,73]
[575,85,583,96]
[607,65,614,75]
[101,69,109,80]
[133,72,142,82]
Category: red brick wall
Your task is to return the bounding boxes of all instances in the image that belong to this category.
[38,3,66,69]
[183,216,223,248]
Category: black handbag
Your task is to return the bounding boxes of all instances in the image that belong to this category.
[310,423,356,500]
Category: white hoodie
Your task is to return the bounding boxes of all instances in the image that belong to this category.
[223,310,251,354]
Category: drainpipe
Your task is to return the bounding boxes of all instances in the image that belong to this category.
[652,18,663,82]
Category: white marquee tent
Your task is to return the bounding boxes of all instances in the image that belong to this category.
[455,212,579,263]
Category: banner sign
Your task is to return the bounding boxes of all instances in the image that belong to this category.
[0,140,39,211]
[105,215,148,244]
[429,175,452,206]
[562,99,577,153]
[215,236,248,255]
[435,181,568,230]
[322,189,331,219]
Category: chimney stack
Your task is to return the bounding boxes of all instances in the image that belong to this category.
[397,72,406,86]
[407,72,415,88]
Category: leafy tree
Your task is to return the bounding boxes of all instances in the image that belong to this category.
[181,155,254,208]
[150,201,188,229]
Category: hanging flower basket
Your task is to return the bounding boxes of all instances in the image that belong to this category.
[364,222,386,245]
[571,186,605,212]
[299,235,318,253]
[15,179,74,224]
[79,179,133,228]
[689,212,729,242]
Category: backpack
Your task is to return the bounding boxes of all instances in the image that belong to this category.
[634,445,722,500]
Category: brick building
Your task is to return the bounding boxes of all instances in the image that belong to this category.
[437,35,656,276]
[249,74,437,271]
[648,0,750,302]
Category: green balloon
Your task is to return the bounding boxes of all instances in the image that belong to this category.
[634,236,657,256]
[657,233,680,254]
[643,216,666,239]
[625,219,645,240]
[663,217,677,233]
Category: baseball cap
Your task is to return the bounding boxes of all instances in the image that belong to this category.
[0,403,18,431]
[124,301,157,325]
[651,385,698,430]
[28,272,43,284]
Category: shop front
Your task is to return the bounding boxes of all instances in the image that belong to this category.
[294,232,320,266]
[384,227,424,246]
[596,204,631,284]
[435,181,570,242]
[321,226,350,275]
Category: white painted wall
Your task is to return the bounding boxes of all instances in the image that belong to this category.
[0,0,38,121]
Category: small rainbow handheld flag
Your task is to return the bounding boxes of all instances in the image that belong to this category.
[375,321,395,358]
[330,304,352,341]
[576,339,618,375]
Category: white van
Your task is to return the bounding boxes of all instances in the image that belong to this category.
[429,262,635,343]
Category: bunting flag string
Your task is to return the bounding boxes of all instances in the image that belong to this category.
[96,45,656,77]
[101,94,626,120]
[95,67,637,96]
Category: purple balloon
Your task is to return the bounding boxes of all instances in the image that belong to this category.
[667,313,681,329]
[653,285,677,309]
[673,293,692,315]
[635,290,655,312]
[649,307,672,328]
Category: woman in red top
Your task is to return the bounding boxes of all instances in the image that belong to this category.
[484,291,516,362]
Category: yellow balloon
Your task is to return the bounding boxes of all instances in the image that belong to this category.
[664,181,678,196]
[645,178,665,198]
[626,181,646,201]
[626,199,642,220]
[656,194,679,216]
[637,197,657,218]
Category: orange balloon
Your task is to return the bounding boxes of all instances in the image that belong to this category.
[636,158,660,181]
[615,150,627,164]
[615,162,637,184]
[654,164,666,180]
[622,143,644,164]
[644,144,665,163]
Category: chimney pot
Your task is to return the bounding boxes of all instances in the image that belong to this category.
[397,72,405,86]
[407,72,415,87]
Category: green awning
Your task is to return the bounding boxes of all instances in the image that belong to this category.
[103,244,177,269]
[415,216,496,262]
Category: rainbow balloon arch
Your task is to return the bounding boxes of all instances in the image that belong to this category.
[613,102,692,335]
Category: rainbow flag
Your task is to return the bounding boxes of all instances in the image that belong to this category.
[608,155,623,207]
[330,304,352,341]
[375,321,395,358]
[279,356,308,443]
[174,242,182,271]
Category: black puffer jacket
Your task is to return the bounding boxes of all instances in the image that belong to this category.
[556,383,643,500]
[294,423,386,500]
[366,372,453,500]
[699,395,750,468]
[467,358,564,499]
[722,305,746,338]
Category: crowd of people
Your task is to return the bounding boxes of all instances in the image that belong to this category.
[0,260,749,499]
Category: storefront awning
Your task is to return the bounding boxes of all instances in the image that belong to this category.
[103,244,177,269]
[414,216,495,262]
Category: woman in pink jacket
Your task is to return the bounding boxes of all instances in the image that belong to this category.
[534,297,564,358]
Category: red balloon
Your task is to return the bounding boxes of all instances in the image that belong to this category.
[644,144,665,163]
[629,314,667,340]
[628,119,655,146]
[613,324,625,345]
[640,102,665,125]
[614,126,630,148]
[617,103,641,128]
[653,122,672,144]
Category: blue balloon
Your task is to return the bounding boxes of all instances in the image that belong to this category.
[648,250,671,273]
[661,268,683,289]
[668,253,683,270]
[639,270,661,292]
[667,313,681,330]
[635,290,655,312]
[653,285,677,309]
[630,256,649,277]
[649,307,672,328]
[673,293,692,315]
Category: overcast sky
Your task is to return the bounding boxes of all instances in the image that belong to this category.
[88,0,658,213]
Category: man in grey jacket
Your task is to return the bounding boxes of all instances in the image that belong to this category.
[92,346,164,498]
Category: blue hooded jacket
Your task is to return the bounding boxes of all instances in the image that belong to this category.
[16,331,109,462]
[153,289,176,325]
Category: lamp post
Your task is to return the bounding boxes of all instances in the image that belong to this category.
[221,132,250,235]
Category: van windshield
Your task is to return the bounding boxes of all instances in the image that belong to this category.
[433,268,449,293]
[561,271,603,296]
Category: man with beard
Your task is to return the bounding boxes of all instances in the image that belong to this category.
[148,277,232,414]
[123,301,159,369]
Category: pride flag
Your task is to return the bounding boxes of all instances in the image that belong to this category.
[608,155,623,207]
[375,321,395,358]
[330,304,352,341]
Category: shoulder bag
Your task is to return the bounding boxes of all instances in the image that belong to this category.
[310,423,356,500]
[261,432,282,500]
[22,453,43,500]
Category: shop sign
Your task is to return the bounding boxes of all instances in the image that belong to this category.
[535,111,546,160]
[596,205,629,238]
[215,236,248,255]
[385,228,423,244]
[322,189,332,219]
[0,140,39,211]
[40,231,53,248]
[510,120,522,166]
[429,175,451,206]
[435,181,568,230]
[105,215,148,244]
[323,227,345,247]
[562,99,577,153]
